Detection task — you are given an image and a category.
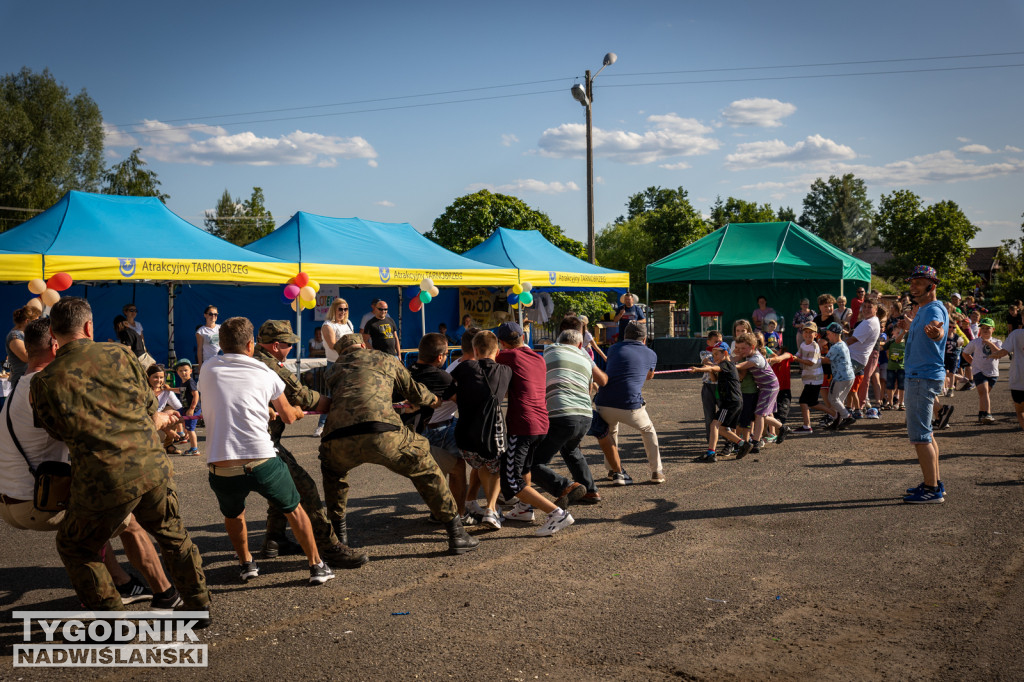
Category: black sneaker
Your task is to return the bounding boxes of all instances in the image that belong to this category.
[836,416,857,431]
[775,425,792,445]
[309,562,336,585]
[239,560,259,582]
[116,575,153,605]
[735,440,754,460]
[720,443,736,457]
[938,405,955,429]
[151,588,184,611]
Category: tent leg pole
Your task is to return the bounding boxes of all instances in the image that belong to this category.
[840,280,844,299]
[167,283,176,365]
[295,300,302,380]
[421,303,426,337]
[688,284,692,337]
[397,287,402,355]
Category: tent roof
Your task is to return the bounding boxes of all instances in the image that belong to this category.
[461,227,629,288]
[244,212,515,287]
[0,191,291,283]
[646,222,871,284]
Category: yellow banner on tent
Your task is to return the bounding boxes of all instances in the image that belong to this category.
[300,263,517,287]
[43,256,295,284]
[517,269,630,288]
[0,253,44,282]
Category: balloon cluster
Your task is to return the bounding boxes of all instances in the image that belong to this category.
[505,281,534,309]
[410,278,440,312]
[27,272,73,309]
[282,272,320,311]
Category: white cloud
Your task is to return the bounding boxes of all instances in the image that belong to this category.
[739,149,1024,194]
[721,98,797,128]
[537,113,719,165]
[501,133,519,147]
[103,123,139,148]
[658,162,691,170]
[374,200,395,207]
[726,135,856,170]
[1004,145,1023,153]
[960,144,994,154]
[112,119,377,167]
[465,179,580,195]
[367,159,378,167]
[957,137,971,143]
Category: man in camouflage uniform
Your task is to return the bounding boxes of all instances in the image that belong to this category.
[254,320,367,569]
[29,297,210,614]
[319,333,478,555]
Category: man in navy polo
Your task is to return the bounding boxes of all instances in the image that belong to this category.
[594,321,663,485]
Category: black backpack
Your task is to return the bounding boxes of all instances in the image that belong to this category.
[473,367,507,460]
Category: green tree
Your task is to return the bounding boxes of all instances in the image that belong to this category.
[0,67,105,231]
[204,187,274,246]
[991,213,1024,305]
[427,189,586,258]
[776,205,797,223]
[706,195,779,229]
[103,148,169,202]
[595,216,657,293]
[876,190,978,283]
[799,174,876,251]
[617,186,708,258]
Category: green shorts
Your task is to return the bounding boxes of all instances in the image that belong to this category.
[208,456,300,519]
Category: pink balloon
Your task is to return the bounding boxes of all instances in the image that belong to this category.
[284,284,300,300]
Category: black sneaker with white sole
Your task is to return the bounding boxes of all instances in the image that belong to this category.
[116,576,153,605]
[309,562,336,585]
[239,560,259,582]
[151,588,184,610]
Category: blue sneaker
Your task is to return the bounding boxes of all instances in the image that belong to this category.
[903,485,944,504]
[906,480,946,496]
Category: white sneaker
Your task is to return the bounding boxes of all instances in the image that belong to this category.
[535,509,574,536]
[313,425,324,437]
[480,510,503,529]
[502,502,535,522]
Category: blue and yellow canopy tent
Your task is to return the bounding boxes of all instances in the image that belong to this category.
[243,212,518,348]
[461,227,629,289]
[0,191,294,361]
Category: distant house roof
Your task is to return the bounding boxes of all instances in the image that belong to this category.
[851,246,1000,277]
[966,246,1000,274]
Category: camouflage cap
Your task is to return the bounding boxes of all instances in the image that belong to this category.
[257,320,300,345]
[334,333,365,355]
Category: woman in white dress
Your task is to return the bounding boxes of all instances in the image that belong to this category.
[315,298,355,436]
[195,305,221,368]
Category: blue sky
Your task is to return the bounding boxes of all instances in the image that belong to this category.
[3,1,1022,250]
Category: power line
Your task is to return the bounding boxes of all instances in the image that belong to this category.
[106,49,1024,133]
[606,49,1024,78]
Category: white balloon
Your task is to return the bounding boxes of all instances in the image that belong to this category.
[41,289,60,307]
[521,282,533,292]
[420,277,434,291]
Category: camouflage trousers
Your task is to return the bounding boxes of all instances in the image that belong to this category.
[265,439,340,549]
[56,480,209,611]
[319,428,458,528]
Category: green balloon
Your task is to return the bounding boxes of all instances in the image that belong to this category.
[419,290,432,304]
[519,291,533,306]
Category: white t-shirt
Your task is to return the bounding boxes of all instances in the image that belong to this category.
[197,325,221,362]
[799,341,823,384]
[963,337,1003,378]
[359,311,375,332]
[130,320,144,336]
[1005,329,1024,391]
[322,320,355,363]
[0,371,69,499]
[197,354,286,463]
[157,389,182,411]
[847,317,880,367]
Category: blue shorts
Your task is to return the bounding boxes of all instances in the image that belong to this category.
[178,407,201,432]
[424,418,458,455]
[973,372,997,388]
[885,368,905,391]
[904,378,943,444]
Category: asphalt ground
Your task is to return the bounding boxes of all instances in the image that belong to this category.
[1,363,1022,681]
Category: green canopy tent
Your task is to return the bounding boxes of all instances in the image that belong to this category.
[646,222,871,351]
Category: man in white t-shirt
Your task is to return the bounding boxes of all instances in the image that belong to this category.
[1005,327,1024,430]
[198,316,335,586]
[0,318,179,607]
[846,299,880,414]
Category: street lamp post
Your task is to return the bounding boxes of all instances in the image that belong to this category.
[571,52,616,264]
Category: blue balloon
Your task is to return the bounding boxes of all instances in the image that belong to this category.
[507,293,519,305]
